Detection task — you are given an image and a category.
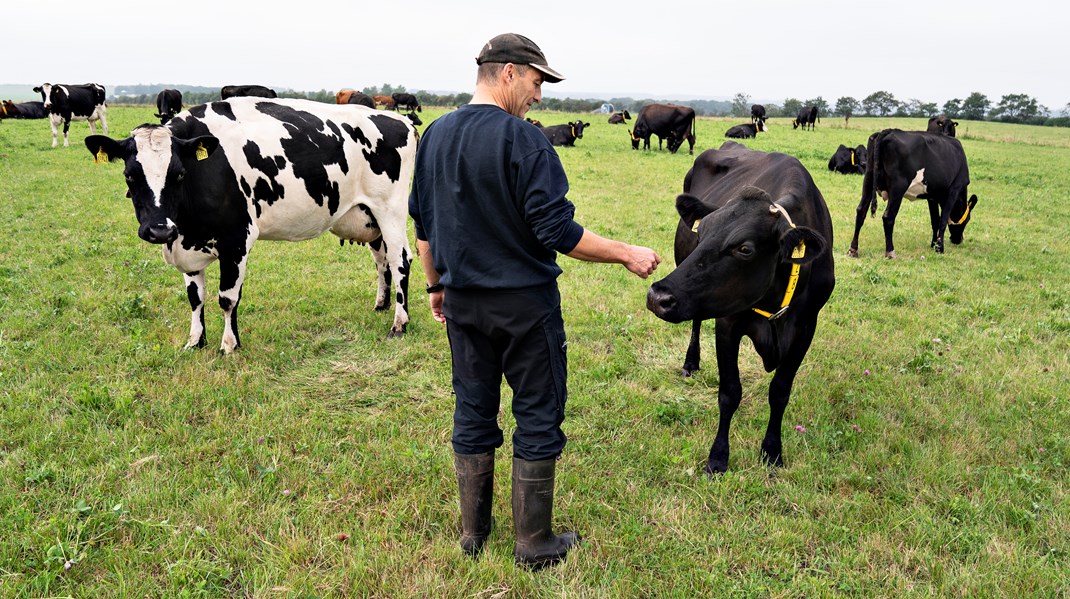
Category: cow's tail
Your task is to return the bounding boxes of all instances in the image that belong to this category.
[860,131,882,216]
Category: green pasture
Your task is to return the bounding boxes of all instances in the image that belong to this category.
[0,105,1067,597]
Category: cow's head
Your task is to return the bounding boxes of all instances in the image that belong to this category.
[33,83,52,107]
[628,126,644,150]
[758,118,768,132]
[570,120,590,139]
[85,125,220,244]
[947,194,978,245]
[647,187,828,323]
[792,119,799,130]
[405,112,423,126]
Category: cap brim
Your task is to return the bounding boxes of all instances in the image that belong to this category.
[530,63,564,83]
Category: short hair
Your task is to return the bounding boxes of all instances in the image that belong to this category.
[477,62,530,85]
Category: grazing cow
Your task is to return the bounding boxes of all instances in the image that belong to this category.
[827,144,866,175]
[646,141,835,475]
[373,95,396,110]
[792,105,819,130]
[724,123,763,138]
[540,120,590,146]
[927,115,958,137]
[848,129,978,258]
[629,103,696,154]
[219,85,277,100]
[155,89,183,125]
[525,117,543,127]
[750,104,766,125]
[84,97,418,353]
[2,100,47,119]
[607,110,631,124]
[33,83,108,147]
[391,92,421,112]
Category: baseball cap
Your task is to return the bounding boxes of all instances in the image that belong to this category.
[475,33,565,83]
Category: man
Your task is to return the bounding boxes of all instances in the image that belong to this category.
[409,33,661,568]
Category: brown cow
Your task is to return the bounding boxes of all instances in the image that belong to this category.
[336,89,356,104]
[373,95,396,110]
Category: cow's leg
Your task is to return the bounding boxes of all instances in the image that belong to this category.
[183,270,208,349]
[49,115,60,147]
[881,194,905,259]
[61,118,72,148]
[368,236,392,311]
[682,319,702,377]
[99,109,108,135]
[848,192,873,257]
[216,254,249,354]
[760,321,817,468]
[707,324,743,475]
[927,199,942,251]
[376,217,411,338]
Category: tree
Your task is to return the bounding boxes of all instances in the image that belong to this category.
[834,96,859,117]
[782,98,803,117]
[731,93,751,117]
[990,93,1040,123]
[803,96,829,117]
[1062,103,1070,117]
[862,91,898,116]
[942,98,963,118]
[960,92,990,120]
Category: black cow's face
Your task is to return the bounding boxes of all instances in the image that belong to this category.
[947,194,978,244]
[629,128,641,150]
[571,120,590,138]
[86,126,219,244]
[647,189,827,323]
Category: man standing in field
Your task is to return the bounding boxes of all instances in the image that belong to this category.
[409,33,661,568]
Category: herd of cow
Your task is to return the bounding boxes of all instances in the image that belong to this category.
[4,82,979,475]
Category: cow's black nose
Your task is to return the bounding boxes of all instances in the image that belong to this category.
[646,287,676,318]
[141,223,177,244]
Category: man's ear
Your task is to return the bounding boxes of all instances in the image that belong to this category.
[676,193,715,232]
[174,136,220,164]
[85,135,127,164]
[780,226,827,264]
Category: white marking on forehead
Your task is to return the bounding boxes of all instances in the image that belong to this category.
[905,168,927,200]
[132,127,175,207]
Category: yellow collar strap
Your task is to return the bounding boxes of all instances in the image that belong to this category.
[570,124,576,137]
[850,150,855,166]
[629,129,639,141]
[948,199,972,225]
[753,204,805,320]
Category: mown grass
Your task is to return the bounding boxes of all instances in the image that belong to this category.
[0,105,1067,597]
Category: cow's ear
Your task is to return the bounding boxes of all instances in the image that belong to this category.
[85,135,126,164]
[176,135,220,163]
[676,193,714,231]
[584,122,591,127]
[779,226,827,265]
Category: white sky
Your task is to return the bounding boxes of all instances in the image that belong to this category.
[7,0,1067,110]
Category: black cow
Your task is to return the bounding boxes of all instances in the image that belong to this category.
[541,120,590,146]
[848,129,978,258]
[750,104,766,125]
[646,141,835,475]
[725,123,763,139]
[629,103,696,154]
[391,92,421,112]
[525,118,543,127]
[219,85,277,100]
[608,110,631,124]
[85,98,418,353]
[33,83,108,147]
[1,100,47,119]
[792,105,819,131]
[405,112,423,126]
[926,115,958,137]
[155,89,183,125]
[827,144,866,175]
[348,91,375,108]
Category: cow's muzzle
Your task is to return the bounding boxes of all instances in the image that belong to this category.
[140,223,178,244]
[646,284,683,322]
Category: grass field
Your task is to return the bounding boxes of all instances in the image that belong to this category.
[1,105,1067,597]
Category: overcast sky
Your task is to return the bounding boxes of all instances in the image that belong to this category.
[7,0,1067,110]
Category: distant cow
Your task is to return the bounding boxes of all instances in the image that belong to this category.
[155,89,183,125]
[1,100,47,119]
[404,112,423,126]
[848,129,978,258]
[927,115,958,137]
[646,141,835,475]
[219,85,277,100]
[541,120,590,146]
[792,106,819,131]
[85,97,418,352]
[391,92,421,112]
[335,89,357,104]
[348,92,374,108]
[750,104,766,125]
[827,144,866,175]
[608,110,631,124]
[525,117,543,127]
[724,123,762,138]
[373,95,396,110]
[629,103,696,154]
[33,83,108,147]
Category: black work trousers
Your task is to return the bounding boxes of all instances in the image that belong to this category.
[443,284,568,461]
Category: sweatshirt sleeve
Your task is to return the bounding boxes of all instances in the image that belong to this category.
[515,146,585,254]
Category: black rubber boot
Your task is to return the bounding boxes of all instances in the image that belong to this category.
[512,458,581,569]
[454,451,495,556]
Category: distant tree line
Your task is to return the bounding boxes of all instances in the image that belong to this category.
[108,84,1068,127]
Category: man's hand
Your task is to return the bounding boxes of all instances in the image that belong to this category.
[429,290,445,324]
[623,245,662,279]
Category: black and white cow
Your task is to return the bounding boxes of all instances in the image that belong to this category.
[827,143,866,175]
[792,105,819,131]
[646,141,835,475]
[848,129,978,258]
[540,120,590,146]
[33,83,107,147]
[220,85,277,100]
[926,115,958,137]
[724,123,763,138]
[155,89,183,125]
[85,97,418,353]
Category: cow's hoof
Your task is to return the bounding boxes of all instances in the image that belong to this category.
[846,247,859,258]
[374,303,389,311]
[761,450,784,468]
[387,328,405,339]
[681,365,699,378]
[704,460,728,476]
[885,251,897,259]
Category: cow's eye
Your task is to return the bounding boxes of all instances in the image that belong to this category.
[736,243,754,257]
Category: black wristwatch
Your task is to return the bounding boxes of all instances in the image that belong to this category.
[426,282,444,294]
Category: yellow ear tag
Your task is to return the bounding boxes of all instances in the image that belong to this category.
[195,143,208,161]
[691,217,702,233]
[95,147,109,164]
